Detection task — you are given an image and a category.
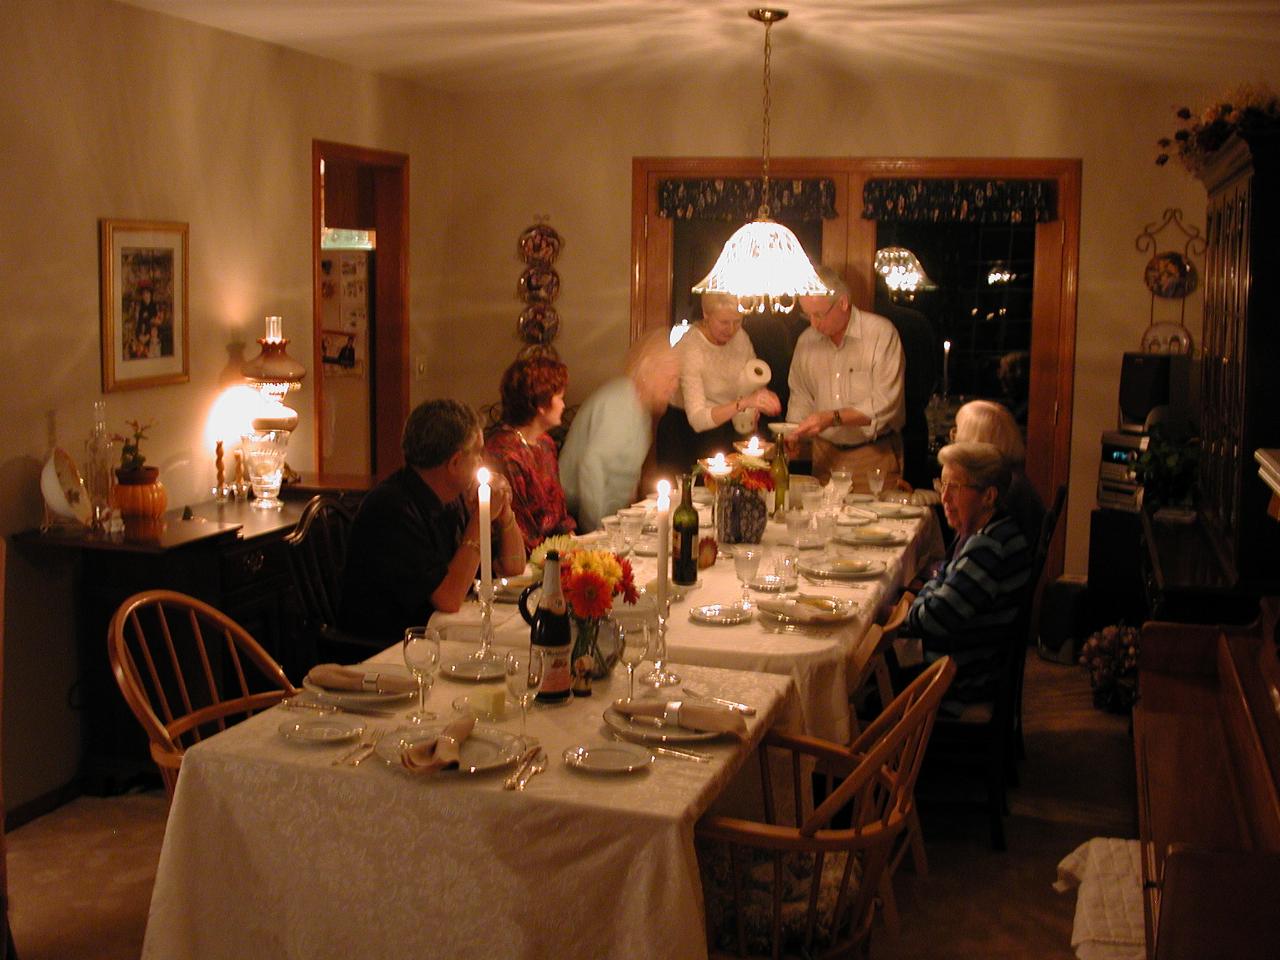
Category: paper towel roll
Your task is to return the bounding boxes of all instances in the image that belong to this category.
[732,359,772,434]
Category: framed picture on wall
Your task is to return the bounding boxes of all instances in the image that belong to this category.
[99,218,189,392]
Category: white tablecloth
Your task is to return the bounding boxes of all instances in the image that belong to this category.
[142,646,796,960]
[435,509,943,744]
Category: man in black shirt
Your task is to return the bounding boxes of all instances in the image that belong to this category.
[340,399,525,641]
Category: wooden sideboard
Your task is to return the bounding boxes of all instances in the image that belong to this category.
[13,500,307,794]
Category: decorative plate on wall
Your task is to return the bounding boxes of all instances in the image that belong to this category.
[517,303,560,344]
[517,265,560,304]
[518,223,563,265]
[1143,251,1197,299]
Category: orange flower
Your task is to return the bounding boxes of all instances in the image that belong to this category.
[563,569,612,619]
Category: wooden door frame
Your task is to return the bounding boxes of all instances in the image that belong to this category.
[631,155,1080,579]
[311,140,411,481]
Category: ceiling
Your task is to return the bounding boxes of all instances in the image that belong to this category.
[118,0,1280,94]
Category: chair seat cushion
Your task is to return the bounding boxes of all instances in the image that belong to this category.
[697,839,860,956]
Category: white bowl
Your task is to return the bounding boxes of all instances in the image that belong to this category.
[40,448,91,524]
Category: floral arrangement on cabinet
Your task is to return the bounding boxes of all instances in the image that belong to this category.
[1157,82,1280,175]
[1079,624,1140,713]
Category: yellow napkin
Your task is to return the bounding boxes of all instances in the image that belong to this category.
[306,663,416,695]
[616,699,747,738]
[401,715,476,774]
[757,596,850,624]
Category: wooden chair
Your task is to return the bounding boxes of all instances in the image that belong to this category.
[697,656,955,959]
[283,495,383,667]
[108,590,299,799]
[1,541,16,959]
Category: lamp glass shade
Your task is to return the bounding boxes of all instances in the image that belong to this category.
[692,219,830,313]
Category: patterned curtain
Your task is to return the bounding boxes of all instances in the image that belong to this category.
[862,178,1057,224]
[658,178,837,221]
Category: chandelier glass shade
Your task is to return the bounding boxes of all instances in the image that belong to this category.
[691,8,828,314]
[874,246,933,296]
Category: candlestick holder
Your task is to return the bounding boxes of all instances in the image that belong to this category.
[470,593,503,665]
[641,603,680,687]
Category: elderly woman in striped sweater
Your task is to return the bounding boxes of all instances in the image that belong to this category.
[904,441,1033,711]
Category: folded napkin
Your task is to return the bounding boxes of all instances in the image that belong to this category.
[824,558,872,574]
[401,715,476,774]
[306,663,417,695]
[852,525,892,539]
[616,699,747,738]
[757,596,849,624]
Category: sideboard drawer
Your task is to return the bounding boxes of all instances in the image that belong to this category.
[221,538,290,594]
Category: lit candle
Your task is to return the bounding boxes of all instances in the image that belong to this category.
[707,452,731,479]
[655,479,671,615]
[476,467,493,602]
[747,435,761,456]
[942,340,951,398]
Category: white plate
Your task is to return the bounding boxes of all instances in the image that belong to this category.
[836,511,872,526]
[844,493,875,504]
[302,666,417,707]
[767,421,800,436]
[792,532,827,550]
[277,717,365,744]
[643,577,700,601]
[837,527,906,546]
[868,503,925,519]
[603,705,721,743]
[375,724,521,773]
[748,574,798,593]
[563,742,653,774]
[41,448,92,524]
[689,603,752,626]
[756,595,859,626]
[442,658,506,682]
[799,558,887,580]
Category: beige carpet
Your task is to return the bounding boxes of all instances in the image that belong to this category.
[4,654,1132,959]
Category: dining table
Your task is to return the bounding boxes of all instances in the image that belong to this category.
[434,497,944,744]
[140,640,798,960]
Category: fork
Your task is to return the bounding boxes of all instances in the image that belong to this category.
[331,726,386,766]
[516,749,547,789]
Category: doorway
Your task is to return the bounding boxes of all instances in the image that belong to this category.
[311,140,410,481]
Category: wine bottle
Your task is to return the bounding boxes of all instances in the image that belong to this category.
[672,473,699,586]
[532,551,572,703]
[770,438,789,520]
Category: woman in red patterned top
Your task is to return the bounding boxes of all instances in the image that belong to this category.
[485,356,578,546]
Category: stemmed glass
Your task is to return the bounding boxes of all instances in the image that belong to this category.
[617,622,651,704]
[733,547,761,611]
[505,647,545,748]
[403,626,441,724]
[867,467,886,501]
[642,602,680,687]
[828,469,853,507]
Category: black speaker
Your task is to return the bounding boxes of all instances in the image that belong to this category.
[1118,352,1191,433]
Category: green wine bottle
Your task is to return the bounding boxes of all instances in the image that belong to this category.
[770,439,789,519]
[672,473,699,585]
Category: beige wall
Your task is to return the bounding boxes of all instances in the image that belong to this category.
[0,0,453,809]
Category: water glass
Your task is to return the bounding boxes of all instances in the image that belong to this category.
[828,469,853,506]
[774,552,798,585]
[505,648,545,747]
[403,626,441,724]
[786,509,810,549]
[619,508,645,550]
[601,516,623,553]
[814,509,837,543]
[617,622,651,703]
[733,547,762,610]
[867,467,886,500]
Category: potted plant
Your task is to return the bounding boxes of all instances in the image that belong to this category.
[1136,426,1199,519]
[112,419,167,518]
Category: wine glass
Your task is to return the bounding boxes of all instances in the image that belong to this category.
[403,626,441,724]
[828,469,853,507]
[733,547,761,611]
[867,467,886,501]
[617,622,651,703]
[505,648,545,748]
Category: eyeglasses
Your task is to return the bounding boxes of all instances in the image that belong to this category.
[804,298,840,324]
[938,479,983,497]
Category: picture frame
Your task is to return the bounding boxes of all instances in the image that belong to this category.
[100,218,189,392]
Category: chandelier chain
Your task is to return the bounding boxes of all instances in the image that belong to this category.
[759,17,773,219]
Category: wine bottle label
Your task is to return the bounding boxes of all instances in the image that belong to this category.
[674,529,698,584]
[537,642,572,698]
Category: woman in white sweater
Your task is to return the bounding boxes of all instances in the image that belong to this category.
[656,293,781,475]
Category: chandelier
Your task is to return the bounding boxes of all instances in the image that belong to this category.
[692,9,829,314]
[874,247,933,300]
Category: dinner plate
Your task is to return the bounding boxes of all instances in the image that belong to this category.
[837,525,904,545]
[844,493,875,504]
[688,603,752,626]
[302,666,417,707]
[277,717,365,744]
[867,503,925,519]
[603,705,721,743]
[562,742,653,774]
[442,658,506,682]
[632,539,658,557]
[836,513,872,527]
[644,577,699,601]
[799,558,887,580]
[756,595,859,626]
[748,573,798,593]
[792,532,827,550]
[375,724,522,773]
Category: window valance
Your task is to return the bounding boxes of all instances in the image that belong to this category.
[861,178,1057,224]
[658,178,837,222]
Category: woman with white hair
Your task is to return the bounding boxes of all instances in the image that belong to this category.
[952,399,1045,545]
[904,442,1033,709]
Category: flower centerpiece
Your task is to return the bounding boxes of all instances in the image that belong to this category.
[1157,82,1280,176]
[559,546,639,693]
[1079,624,1140,713]
[111,419,167,519]
[699,452,775,544]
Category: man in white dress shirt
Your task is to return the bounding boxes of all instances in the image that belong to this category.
[786,266,907,489]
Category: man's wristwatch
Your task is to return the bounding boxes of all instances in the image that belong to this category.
[830,408,843,428]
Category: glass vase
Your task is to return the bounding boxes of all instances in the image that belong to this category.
[715,483,768,544]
